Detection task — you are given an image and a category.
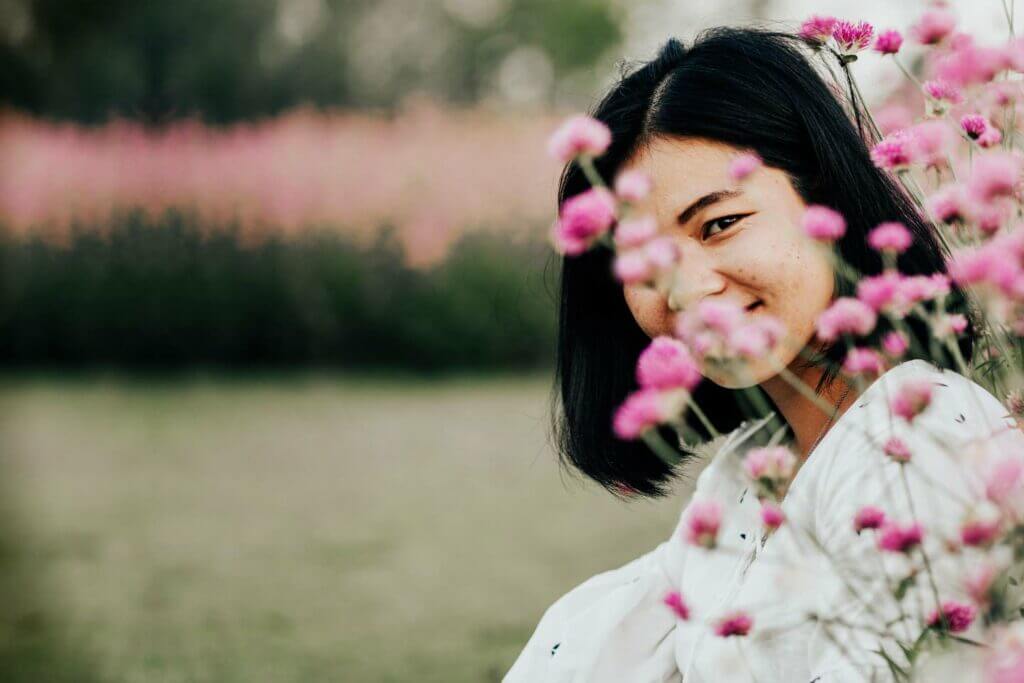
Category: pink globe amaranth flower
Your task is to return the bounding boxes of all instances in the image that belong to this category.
[857,273,901,312]
[961,114,990,140]
[910,6,957,45]
[684,499,723,549]
[890,378,933,422]
[965,559,1002,605]
[871,131,913,171]
[637,336,702,392]
[960,501,1003,547]
[882,331,909,358]
[696,299,745,335]
[979,125,1004,148]
[760,501,786,530]
[614,215,658,249]
[854,505,886,533]
[728,315,786,360]
[743,446,797,483]
[614,169,652,203]
[551,188,617,256]
[832,20,874,59]
[714,610,753,637]
[984,455,1024,506]
[876,520,924,553]
[612,388,687,440]
[547,115,611,163]
[935,313,968,337]
[924,79,965,109]
[926,600,976,633]
[934,38,1007,87]
[843,347,885,377]
[966,151,1022,204]
[644,236,680,271]
[909,120,955,168]
[873,29,903,55]
[816,297,877,342]
[883,437,912,463]
[867,221,913,254]
[613,250,653,284]
[663,590,691,620]
[927,184,968,223]
[801,205,846,241]
[875,105,913,136]
[799,15,837,45]
[728,152,762,182]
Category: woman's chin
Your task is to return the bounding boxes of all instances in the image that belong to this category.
[702,354,791,389]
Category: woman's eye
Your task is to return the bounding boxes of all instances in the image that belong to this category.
[701,214,746,239]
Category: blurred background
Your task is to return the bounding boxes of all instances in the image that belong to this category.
[0,1,1013,681]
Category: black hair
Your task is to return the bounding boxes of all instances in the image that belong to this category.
[550,26,978,498]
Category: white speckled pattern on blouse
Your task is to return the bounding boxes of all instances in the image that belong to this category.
[505,359,1024,683]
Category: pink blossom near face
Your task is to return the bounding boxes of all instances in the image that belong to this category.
[798,15,837,44]
[873,29,903,55]
[853,505,886,533]
[550,187,617,256]
[683,499,723,549]
[619,137,834,389]
[831,20,874,57]
[890,378,934,422]
[856,272,901,312]
[728,152,762,182]
[614,215,658,249]
[876,519,925,553]
[614,169,653,203]
[882,330,909,357]
[926,600,976,633]
[612,388,687,440]
[714,610,753,637]
[743,445,797,483]
[636,336,702,392]
[867,221,913,253]
[801,204,846,241]
[871,131,913,170]
[547,115,612,163]
[662,590,690,620]
[815,297,878,342]
[760,501,786,530]
[843,347,885,376]
[908,120,955,168]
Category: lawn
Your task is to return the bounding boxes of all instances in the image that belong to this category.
[0,375,691,682]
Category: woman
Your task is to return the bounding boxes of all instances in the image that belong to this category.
[507,27,1024,682]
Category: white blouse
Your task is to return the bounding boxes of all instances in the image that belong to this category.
[505,359,1024,682]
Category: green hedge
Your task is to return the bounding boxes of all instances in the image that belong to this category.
[0,212,558,371]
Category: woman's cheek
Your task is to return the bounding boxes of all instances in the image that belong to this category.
[623,284,674,339]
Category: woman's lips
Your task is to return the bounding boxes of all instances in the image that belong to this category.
[745,299,764,312]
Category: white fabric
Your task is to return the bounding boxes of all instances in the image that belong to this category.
[505,359,1024,682]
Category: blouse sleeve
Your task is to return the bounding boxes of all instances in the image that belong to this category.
[806,365,1024,679]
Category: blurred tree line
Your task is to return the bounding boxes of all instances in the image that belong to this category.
[0,0,622,124]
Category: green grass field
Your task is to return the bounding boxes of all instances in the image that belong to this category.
[0,375,691,682]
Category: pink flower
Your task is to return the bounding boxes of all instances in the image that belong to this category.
[614,169,652,203]
[714,610,753,637]
[897,273,950,305]
[909,120,955,168]
[697,300,745,334]
[684,499,723,549]
[935,313,968,337]
[964,560,1002,605]
[854,505,886,533]
[612,388,686,440]
[743,446,797,483]
[875,105,913,136]
[882,331,909,357]
[966,151,1022,204]
[843,347,885,376]
[883,437,911,463]
[876,520,924,553]
[613,215,657,249]
[801,205,846,241]
[613,250,653,284]
[934,38,1006,87]
[663,590,691,620]
[873,29,904,55]
[644,236,681,270]
[979,125,1004,148]
[984,455,1024,506]
[857,272,902,312]
[760,501,786,530]
[961,114,990,140]
[987,627,1024,683]
[816,297,877,342]
[799,15,837,45]
[551,188,617,256]
[927,184,968,223]
[960,501,1003,547]
[910,7,957,45]
[867,221,913,254]
[871,131,913,170]
[923,79,964,110]
[926,600,976,633]
[547,115,612,163]
[727,315,786,360]
[890,378,933,422]
[728,152,762,182]
[832,20,874,59]
[637,337,702,392]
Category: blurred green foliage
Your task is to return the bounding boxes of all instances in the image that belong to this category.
[0,213,557,369]
[0,0,623,123]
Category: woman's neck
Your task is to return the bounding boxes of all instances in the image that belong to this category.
[759,359,859,464]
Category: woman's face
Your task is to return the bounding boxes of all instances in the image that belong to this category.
[620,136,835,388]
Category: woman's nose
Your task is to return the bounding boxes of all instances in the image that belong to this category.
[665,248,726,312]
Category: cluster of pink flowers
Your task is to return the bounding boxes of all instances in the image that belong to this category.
[743,445,797,500]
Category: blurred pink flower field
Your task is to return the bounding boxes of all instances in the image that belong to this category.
[0,101,563,266]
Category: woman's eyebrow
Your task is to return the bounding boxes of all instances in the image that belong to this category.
[676,189,744,226]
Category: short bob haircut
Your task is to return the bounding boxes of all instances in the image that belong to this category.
[551,27,978,498]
